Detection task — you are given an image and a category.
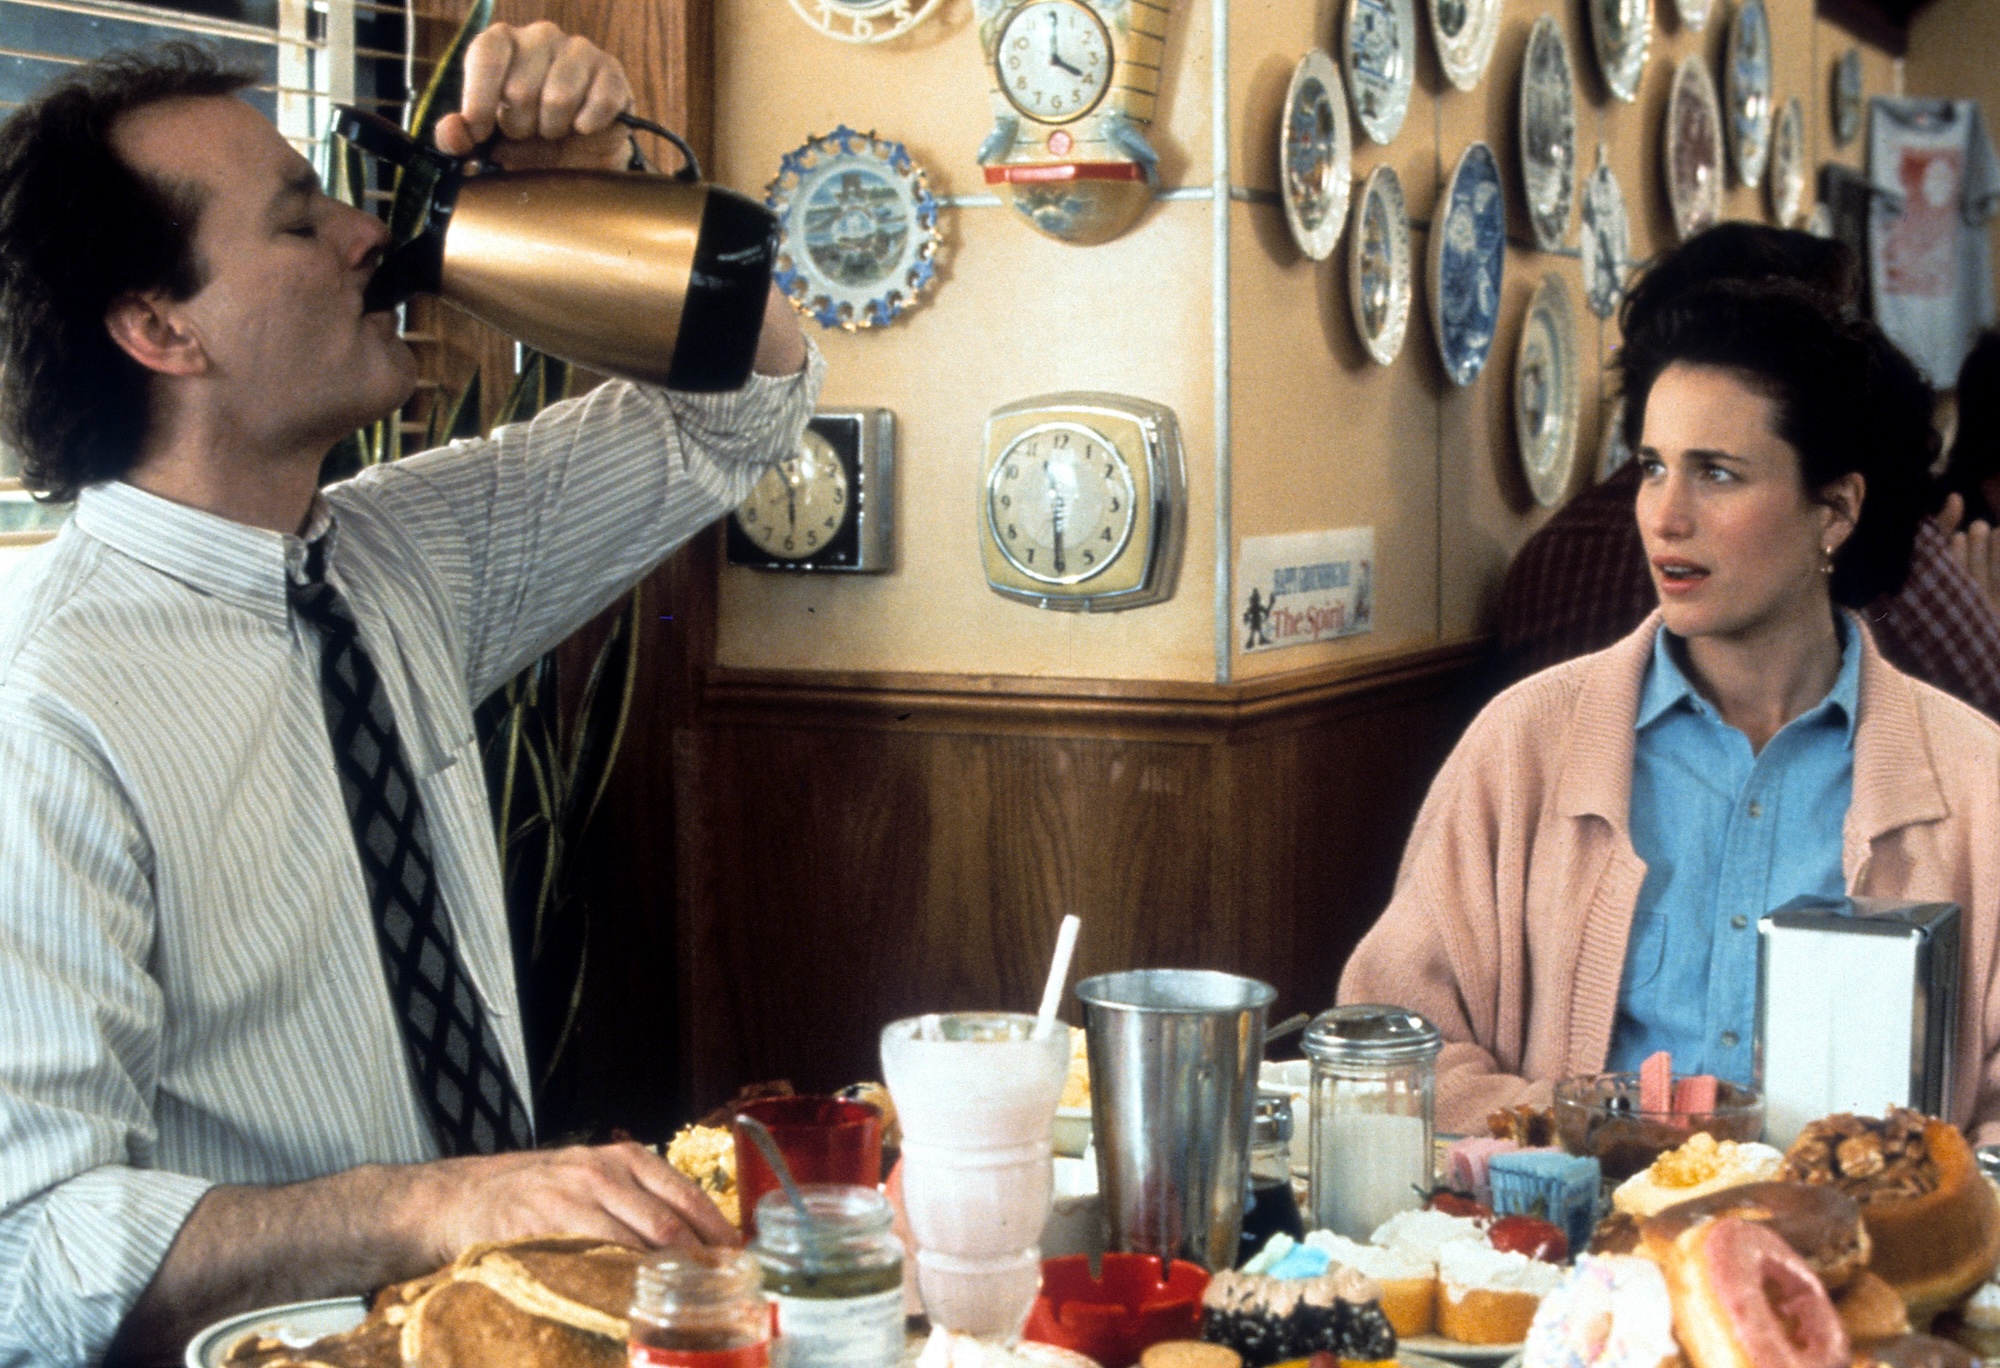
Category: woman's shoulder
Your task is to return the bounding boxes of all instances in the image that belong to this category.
[1447,627,1653,783]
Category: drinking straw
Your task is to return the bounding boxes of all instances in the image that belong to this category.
[1034,914,1082,1039]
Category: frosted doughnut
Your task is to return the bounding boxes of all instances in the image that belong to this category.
[1521,1254,1680,1368]
[1664,1217,1850,1368]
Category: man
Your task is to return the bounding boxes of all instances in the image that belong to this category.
[0,21,815,1364]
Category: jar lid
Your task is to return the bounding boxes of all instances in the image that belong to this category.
[1302,1004,1442,1065]
[1252,1090,1293,1145]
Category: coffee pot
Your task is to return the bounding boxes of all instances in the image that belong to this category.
[333,106,777,393]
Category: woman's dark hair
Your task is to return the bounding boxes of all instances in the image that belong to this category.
[1938,329,2000,521]
[0,43,253,502]
[1616,278,1937,609]
[1619,222,1860,339]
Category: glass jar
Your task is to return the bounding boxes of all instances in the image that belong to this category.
[1301,1004,1441,1241]
[1236,1090,1305,1266]
[750,1185,905,1368]
[629,1248,772,1368]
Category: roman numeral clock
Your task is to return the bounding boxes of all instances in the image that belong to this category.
[973,0,1174,244]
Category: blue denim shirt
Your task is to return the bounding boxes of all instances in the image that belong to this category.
[1605,621,1859,1084]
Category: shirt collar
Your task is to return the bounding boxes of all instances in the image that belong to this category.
[1636,614,1862,744]
[73,480,338,628]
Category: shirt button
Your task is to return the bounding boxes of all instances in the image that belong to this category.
[1721,1030,1740,1048]
[1731,914,1748,930]
[1747,800,1764,818]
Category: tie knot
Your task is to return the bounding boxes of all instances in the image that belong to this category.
[288,541,353,634]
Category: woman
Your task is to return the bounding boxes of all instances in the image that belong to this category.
[1338,277,2000,1140]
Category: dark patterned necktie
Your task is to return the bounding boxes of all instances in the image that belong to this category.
[289,542,533,1156]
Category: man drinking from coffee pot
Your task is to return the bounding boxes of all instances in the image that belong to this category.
[0,20,813,1364]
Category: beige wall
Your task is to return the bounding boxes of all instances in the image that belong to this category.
[1907,0,2000,313]
[710,0,1901,681]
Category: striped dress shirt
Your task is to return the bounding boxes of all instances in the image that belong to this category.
[0,351,820,1366]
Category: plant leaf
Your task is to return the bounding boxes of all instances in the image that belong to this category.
[388,0,494,247]
[563,586,642,843]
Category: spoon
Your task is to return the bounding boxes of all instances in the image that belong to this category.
[735,1112,818,1255]
[1265,1012,1310,1050]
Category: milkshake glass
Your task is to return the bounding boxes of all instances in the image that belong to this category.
[880,1013,1069,1340]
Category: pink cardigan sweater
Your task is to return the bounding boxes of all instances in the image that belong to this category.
[1339,613,2000,1141]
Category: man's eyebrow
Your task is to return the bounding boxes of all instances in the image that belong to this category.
[266,168,321,216]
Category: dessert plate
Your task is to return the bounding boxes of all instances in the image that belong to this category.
[1429,141,1506,386]
[1515,272,1580,509]
[1519,14,1578,252]
[1724,0,1773,188]
[1280,49,1353,261]
[1430,0,1501,93]
[187,1297,367,1368]
[1344,0,1416,145]
[1350,164,1413,366]
[1589,0,1650,104]
[1770,95,1806,226]
[1580,150,1628,320]
[1665,54,1723,242]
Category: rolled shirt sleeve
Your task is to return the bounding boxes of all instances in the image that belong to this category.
[0,718,214,1366]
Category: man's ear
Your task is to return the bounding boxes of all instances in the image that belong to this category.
[104,292,208,378]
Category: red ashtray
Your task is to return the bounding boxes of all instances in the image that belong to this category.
[1024,1253,1209,1368]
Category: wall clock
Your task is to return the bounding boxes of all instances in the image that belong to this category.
[1519,14,1577,253]
[727,409,895,572]
[1280,50,1352,261]
[1725,0,1774,189]
[980,393,1185,611]
[1343,0,1414,145]
[1350,165,1412,366]
[786,0,942,42]
[767,128,941,330]
[973,0,1171,244]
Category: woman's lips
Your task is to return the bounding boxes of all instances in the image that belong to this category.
[1654,558,1708,594]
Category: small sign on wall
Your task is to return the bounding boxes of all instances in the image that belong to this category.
[1236,527,1375,654]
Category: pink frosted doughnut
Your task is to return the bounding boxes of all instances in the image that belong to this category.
[1522,1254,1680,1368]
[1666,1217,1850,1368]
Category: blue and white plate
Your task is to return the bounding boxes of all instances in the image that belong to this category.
[1580,148,1628,320]
[1666,54,1723,242]
[1589,0,1651,104]
[1430,0,1501,93]
[1350,164,1413,365]
[1344,0,1415,144]
[1519,14,1578,252]
[1280,49,1353,261]
[766,126,942,331]
[1834,45,1863,146]
[1725,0,1774,188]
[1515,272,1580,508]
[1428,141,1506,386]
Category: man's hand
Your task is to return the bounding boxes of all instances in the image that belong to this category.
[1949,513,2000,613]
[433,21,632,170]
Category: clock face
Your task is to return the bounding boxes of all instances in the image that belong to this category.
[737,428,851,559]
[986,422,1135,585]
[995,0,1113,126]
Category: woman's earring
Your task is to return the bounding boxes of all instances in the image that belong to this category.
[1821,544,1836,576]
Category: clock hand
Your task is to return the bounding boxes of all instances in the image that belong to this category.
[1052,499,1067,575]
[1046,11,1083,75]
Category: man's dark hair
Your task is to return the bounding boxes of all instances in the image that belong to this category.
[1616,278,1936,610]
[1619,222,1861,339]
[0,43,254,502]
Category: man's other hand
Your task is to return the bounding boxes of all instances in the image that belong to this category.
[433,22,632,171]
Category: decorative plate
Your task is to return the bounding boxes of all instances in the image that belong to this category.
[1428,141,1506,386]
[188,1298,367,1368]
[1589,0,1651,104]
[1665,54,1723,242]
[1280,50,1353,261]
[1769,95,1806,226]
[1519,14,1578,253]
[1430,0,1502,94]
[1515,272,1581,508]
[1724,0,1774,188]
[1599,396,1634,481]
[1676,0,1711,31]
[1807,201,1834,238]
[1580,149,1629,320]
[766,126,941,332]
[1344,0,1416,145]
[1350,163,1413,366]
[1834,45,1863,146]
[786,0,941,42]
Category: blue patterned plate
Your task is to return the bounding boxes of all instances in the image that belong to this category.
[766,126,942,331]
[1280,49,1352,261]
[1344,0,1415,144]
[1428,141,1506,386]
[1725,0,1773,188]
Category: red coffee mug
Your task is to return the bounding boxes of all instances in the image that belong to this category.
[732,1096,884,1237]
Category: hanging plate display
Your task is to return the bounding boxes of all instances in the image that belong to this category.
[1769,96,1806,227]
[1428,142,1506,386]
[1280,50,1353,261]
[1580,150,1628,320]
[1833,46,1863,146]
[787,0,942,42]
[1343,0,1415,145]
[766,127,941,332]
[1724,0,1773,188]
[1665,55,1723,242]
[1516,273,1580,509]
[1349,164,1413,366]
[1430,0,1502,94]
[1519,15,1578,253]
[1589,0,1651,104]
[1676,0,1711,31]
[1599,397,1634,481]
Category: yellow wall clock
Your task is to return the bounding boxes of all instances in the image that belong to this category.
[973,0,1172,244]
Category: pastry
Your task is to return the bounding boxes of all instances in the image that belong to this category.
[1521,1254,1681,1368]
[1490,1104,1561,1148]
[1849,1333,1976,1367]
[665,1123,739,1227]
[1199,1265,1397,1365]
[1490,1151,1602,1255]
[1659,1217,1849,1368]
[1435,1238,1565,1345]
[1836,1271,1914,1341]
[1297,1231,1435,1337]
[1638,1181,1870,1292]
[1783,1111,2000,1325]
[1589,1211,1644,1257]
[1138,1343,1241,1368]
[1611,1134,1784,1218]
[1447,1136,1521,1207]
